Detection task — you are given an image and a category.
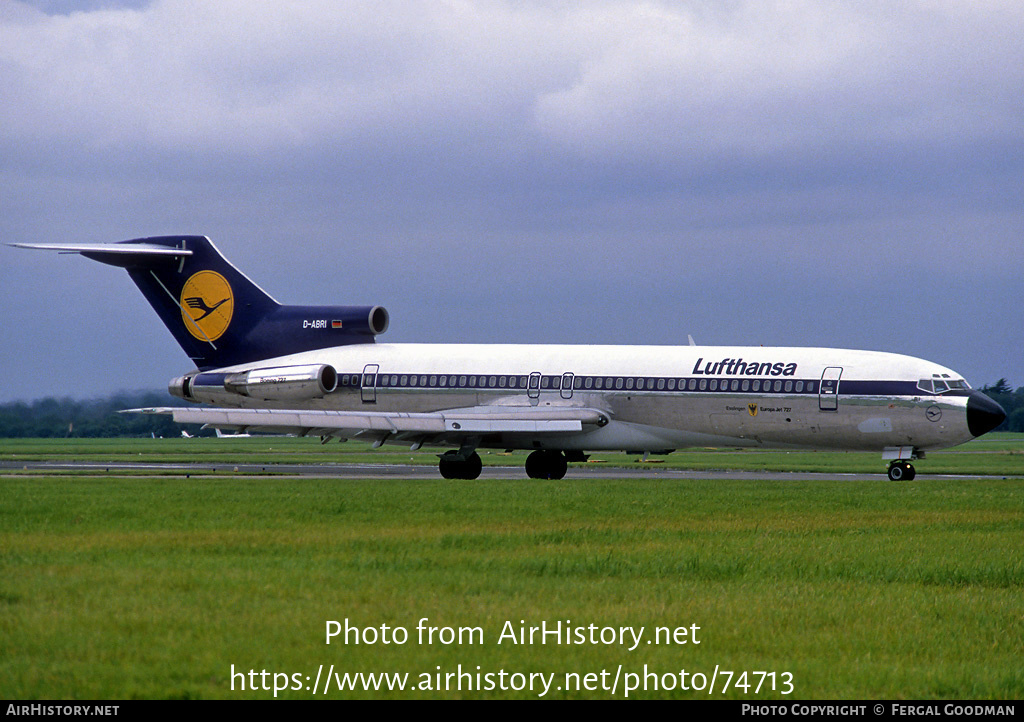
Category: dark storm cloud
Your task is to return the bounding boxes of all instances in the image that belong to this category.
[1,1,1022,401]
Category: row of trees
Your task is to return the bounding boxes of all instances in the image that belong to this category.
[0,391,200,438]
[979,379,1024,433]
[1,383,1021,438]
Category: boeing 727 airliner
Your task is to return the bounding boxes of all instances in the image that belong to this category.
[13,236,1006,480]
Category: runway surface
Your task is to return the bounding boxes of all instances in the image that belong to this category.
[1,459,1010,482]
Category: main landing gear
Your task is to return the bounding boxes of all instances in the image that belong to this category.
[886,460,916,481]
[525,450,568,480]
[437,448,576,480]
[438,450,483,480]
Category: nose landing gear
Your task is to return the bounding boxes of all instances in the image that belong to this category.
[883,447,922,481]
[886,460,916,481]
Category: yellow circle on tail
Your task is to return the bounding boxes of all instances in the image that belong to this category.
[180,271,234,341]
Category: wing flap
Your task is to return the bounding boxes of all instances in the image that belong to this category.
[128,406,606,437]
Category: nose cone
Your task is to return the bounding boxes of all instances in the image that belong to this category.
[967,391,1006,437]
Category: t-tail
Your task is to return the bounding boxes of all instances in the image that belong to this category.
[11,236,388,369]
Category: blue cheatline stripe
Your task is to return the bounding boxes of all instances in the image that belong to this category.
[192,373,230,387]
[319,372,949,398]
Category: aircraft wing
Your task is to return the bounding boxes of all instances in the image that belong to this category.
[128,405,609,444]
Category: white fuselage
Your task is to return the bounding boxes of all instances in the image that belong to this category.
[185,343,977,454]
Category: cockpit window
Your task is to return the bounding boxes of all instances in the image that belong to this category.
[918,377,970,393]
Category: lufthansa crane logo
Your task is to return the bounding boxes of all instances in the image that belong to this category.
[180,271,233,341]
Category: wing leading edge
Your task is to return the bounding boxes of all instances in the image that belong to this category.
[130,405,609,444]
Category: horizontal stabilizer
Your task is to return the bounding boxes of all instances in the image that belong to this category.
[9,242,191,257]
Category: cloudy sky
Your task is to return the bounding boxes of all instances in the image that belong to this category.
[1,0,1021,402]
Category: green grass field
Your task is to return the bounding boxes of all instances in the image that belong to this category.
[2,436,1023,699]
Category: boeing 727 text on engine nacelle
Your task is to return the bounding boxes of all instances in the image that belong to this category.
[13,236,1006,480]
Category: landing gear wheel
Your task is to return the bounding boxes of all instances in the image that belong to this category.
[462,452,482,479]
[887,461,916,481]
[438,451,482,480]
[525,450,568,480]
[524,451,543,479]
[439,456,457,479]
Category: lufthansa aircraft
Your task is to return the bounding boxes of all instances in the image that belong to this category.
[14,236,1006,481]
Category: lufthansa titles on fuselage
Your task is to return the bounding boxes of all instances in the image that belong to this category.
[691,357,798,377]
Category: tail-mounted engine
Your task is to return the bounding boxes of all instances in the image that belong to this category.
[170,363,338,403]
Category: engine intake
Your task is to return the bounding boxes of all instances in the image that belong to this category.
[367,306,389,335]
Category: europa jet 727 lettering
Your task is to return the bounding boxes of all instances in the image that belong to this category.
[13,236,1006,480]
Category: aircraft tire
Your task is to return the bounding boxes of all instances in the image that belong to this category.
[549,453,568,480]
[524,451,542,479]
[462,452,483,480]
[887,461,915,481]
[439,456,458,479]
[439,452,482,480]
[525,450,567,480]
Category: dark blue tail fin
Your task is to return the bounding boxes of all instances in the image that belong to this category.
[39,236,388,370]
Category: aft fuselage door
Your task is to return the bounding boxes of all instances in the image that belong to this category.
[361,364,379,404]
[819,367,842,411]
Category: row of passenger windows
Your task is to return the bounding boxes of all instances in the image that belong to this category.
[337,373,820,394]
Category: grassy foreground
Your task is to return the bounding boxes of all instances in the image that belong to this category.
[1,438,1023,699]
